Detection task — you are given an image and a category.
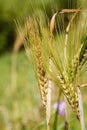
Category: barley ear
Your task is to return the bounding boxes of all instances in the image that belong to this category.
[49,9,82,120]
[24,18,48,108]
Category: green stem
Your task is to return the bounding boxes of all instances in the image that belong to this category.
[64,96,69,130]
[53,90,62,130]
[78,87,86,130]
[46,78,52,130]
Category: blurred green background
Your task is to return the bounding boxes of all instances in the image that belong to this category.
[0,0,58,53]
[0,0,85,54]
[0,0,87,130]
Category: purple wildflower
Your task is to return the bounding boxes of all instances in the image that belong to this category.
[53,101,65,116]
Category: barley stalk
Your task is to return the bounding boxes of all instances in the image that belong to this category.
[49,9,81,120]
[49,58,80,119]
[23,17,54,130]
[21,8,87,129]
[24,18,48,108]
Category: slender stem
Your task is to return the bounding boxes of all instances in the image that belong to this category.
[47,123,50,130]
[64,33,68,61]
[64,96,69,130]
[46,79,52,130]
[46,58,53,130]
[53,108,59,130]
[53,90,62,130]
[64,10,80,66]
[78,87,86,130]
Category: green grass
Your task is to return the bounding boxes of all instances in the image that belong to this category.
[0,51,87,130]
[0,51,45,130]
